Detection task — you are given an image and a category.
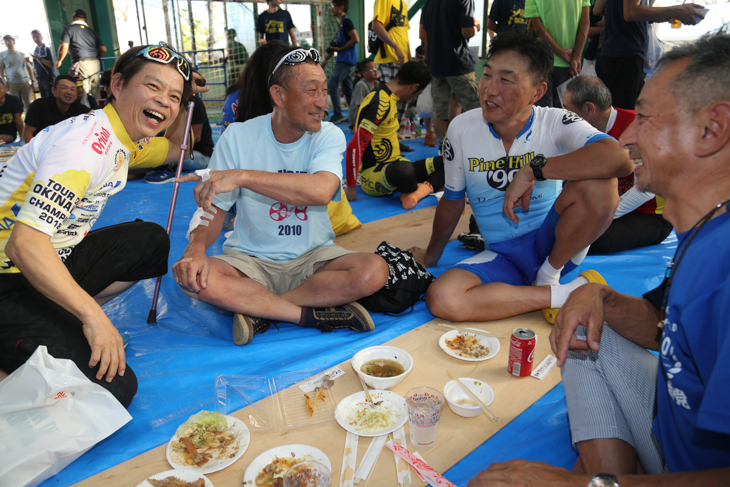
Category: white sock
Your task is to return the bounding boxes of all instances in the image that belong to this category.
[550,275,589,309]
[535,258,563,286]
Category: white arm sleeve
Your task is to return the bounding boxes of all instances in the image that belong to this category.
[614,186,655,219]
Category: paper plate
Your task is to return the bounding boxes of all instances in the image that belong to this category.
[334,390,407,437]
[242,444,331,486]
[166,415,250,474]
[438,329,500,362]
[135,469,213,487]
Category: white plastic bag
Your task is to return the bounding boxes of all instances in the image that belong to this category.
[0,346,132,487]
[644,23,665,75]
[416,84,433,119]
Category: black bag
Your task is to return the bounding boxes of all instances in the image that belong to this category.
[358,241,435,315]
[367,0,404,57]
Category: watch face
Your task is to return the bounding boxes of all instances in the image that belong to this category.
[589,474,618,487]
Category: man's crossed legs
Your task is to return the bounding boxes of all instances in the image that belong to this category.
[426,178,618,322]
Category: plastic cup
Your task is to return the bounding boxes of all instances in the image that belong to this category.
[405,387,444,450]
[283,461,331,487]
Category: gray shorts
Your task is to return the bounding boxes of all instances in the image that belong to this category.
[213,245,354,295]
[562,324,664,474]
[431,73,480,121]
[377,62,399,83]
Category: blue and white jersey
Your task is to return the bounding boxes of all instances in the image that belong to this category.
[443,106,610,245]
[210,114,345,262]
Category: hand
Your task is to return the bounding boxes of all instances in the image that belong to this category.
[81,312,126,382]
[259,38,268,46]
[569,58,581,77]
[56,59,62,69]
[408,246,431,267]
[176,169,244,209]
[467,459,587,487]
[191,71,209,96]
[670,3,705,25]
[474,19,481,32]
[344,186,357,201]
[31,53,41,60]
[550,283,607,367]
[394,45,405,67]
[502,166,535,223]
[559,48,573,65]
[173,253,210,293]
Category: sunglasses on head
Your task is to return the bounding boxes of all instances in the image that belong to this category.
[269,48,321,85]
[134,45,191,81]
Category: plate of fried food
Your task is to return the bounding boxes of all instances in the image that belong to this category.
[334,390,407,437]
[135,469,213,487]
[438,329,500,361]
[242,444,331,487]
[166,410,250,474]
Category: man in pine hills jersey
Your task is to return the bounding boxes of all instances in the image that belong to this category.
[410,32,632,324]
[562,75,673,254]
[173,45,388,346]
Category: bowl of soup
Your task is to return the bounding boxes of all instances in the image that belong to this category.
[351,346,413,390]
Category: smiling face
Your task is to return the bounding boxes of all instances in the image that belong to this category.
[479,50,545,127]
[272,62,328,141]
[111,61,184,142]
[53,79,78,106]
[619,58,694,196]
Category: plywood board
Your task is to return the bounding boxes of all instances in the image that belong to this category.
[75,312,559,487]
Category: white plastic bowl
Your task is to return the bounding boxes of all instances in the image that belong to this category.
[351,346,413,390]
[443,378,494,418]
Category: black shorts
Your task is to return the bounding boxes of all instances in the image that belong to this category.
[0,220,169,407]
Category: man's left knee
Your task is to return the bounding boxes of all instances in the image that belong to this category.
[355,254,389,296]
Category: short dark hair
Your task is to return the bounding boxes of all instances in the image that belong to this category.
[106,45,193,105]
[487,31,553,86]
[233,41,290,122]
[99,69,112,89]
[73,9,87,19]
[395,61,431,91]
[3,35,14,42]
[332,0,349,12]
[565,76,612,111]
[355,59,373,75]
[53,74,76,89]
[655,26,730,114]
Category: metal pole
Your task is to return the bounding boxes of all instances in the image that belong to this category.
[207,0,215,55]
[187,0,197,51]
[134,0,144,46]
[223,0,229,34]
[140,0,150,44]
[162,0,173,47]
[171,0,181,51]
[148,100,196,324]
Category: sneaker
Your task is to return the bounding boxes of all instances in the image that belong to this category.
[306,302,375,333]
[457,232,485,252]
[144,168,176,184]
[540,270,607,324]
[424,133,436,147]
[232,313,271,345]
[329,114,345,124]
[122,333,130,349]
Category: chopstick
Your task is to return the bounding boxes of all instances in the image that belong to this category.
[362,436,385,487]
[357,374,375,404]
[446,370,499,422]
[438,323,505,339]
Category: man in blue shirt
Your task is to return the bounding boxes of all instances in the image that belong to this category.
[465,28,730,487]
[174,45,388,346]
[322,0,359,124]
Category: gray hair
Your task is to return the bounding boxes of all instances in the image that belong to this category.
[565,75,612,111]
[656,26,730,114]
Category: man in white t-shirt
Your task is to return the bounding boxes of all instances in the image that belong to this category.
[174,46,388,346]
[410,32,632,324]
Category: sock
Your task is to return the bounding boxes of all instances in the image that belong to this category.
[298,307,315,328]
[535,258,563,286]
[550,275,589,309]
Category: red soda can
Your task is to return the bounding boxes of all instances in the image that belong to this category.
[508,327,537,377]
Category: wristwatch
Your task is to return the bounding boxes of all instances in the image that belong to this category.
[588,473,619,487]
[529,154,547,181]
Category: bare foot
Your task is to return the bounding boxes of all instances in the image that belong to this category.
[400,182,433,210]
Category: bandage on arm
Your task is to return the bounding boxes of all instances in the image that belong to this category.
[614,185,656,219]
[345,126,374,187]
[187,206,218,238]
